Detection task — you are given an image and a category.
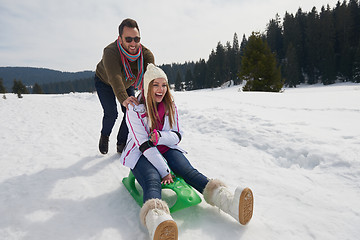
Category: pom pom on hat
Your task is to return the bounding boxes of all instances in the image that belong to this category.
[143,63,168,99]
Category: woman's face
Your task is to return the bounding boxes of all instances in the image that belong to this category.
[151,78,168,103]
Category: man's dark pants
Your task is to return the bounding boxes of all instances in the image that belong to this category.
[94,75,135,145]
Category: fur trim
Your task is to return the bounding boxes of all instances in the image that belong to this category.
[203,179,227,206]
[139,198,170,227]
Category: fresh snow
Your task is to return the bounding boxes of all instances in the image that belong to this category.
[1,83,360,240]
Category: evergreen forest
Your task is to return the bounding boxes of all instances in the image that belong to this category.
[162,0,360,90]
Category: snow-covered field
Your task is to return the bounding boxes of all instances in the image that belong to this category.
[1,83,359,240]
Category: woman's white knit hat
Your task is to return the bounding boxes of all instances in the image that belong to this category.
[143,63,168,99]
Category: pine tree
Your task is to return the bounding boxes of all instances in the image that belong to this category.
[232,33,242,84]
[224,33,240,82]
[0,78,6,93]
[239,34,248,58]
[266,14,284,62]
[12,79,29,98]
[32,83,43,94]
[215,42,226,87]
[239,32,284,92]
[348,0,360,81]
[192,59,207,90]
[174,71,183,91]
[238,34,248,85]
[294,8,307,83]
[305,7,321,84]
[353,39,360,83]
[284,43,301,87]
[348,0,360,49]
[206,50,217,89]
[334,1,353,80]
[224,41,233,82]
[319,5,336,84]
[184,69,193,90]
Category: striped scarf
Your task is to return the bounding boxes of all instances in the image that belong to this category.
[117,36,144,90]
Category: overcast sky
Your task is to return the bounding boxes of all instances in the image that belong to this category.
[0,0,340,72]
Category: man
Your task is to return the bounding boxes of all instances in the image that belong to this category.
[95,18,154,154]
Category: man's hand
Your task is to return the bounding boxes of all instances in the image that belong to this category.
[122,96,139,110]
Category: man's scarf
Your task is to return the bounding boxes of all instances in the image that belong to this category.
[117,36,144,90]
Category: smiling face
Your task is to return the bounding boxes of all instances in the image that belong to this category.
[119,26,141,54]
[151,78,168,103]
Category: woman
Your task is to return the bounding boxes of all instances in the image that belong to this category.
[120,64,254,240]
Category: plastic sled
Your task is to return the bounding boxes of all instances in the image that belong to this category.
[122,171,202,213]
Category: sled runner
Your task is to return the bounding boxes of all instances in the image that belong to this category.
[122,171,202,213]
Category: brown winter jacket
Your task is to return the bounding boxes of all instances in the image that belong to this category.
[95,41,154,104]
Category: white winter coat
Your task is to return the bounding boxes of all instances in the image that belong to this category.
[120,102,184,178]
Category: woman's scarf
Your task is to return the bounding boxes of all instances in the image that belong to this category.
[117,36,144,90]
[155,101,170,154]
[155,101,166,130]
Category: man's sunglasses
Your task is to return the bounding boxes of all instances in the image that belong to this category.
[124,36,141,43]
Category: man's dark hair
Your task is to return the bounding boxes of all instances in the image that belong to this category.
[118,18,140,36]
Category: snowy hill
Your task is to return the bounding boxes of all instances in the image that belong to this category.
[1,83,360,240]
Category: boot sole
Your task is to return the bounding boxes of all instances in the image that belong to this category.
[238,187,253,225]
[153,220,178,240]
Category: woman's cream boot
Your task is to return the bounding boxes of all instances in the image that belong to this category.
[203,179,253,225]
[140,198,178,240]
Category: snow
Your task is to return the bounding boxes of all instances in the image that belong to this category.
[1,83,360,240]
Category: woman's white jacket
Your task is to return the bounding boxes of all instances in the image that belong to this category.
[119,103,184,178]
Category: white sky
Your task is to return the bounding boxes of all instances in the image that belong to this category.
[0,0,340,72]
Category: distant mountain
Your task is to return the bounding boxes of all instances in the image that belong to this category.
[0,67,95,90]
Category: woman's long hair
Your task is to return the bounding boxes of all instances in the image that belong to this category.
[142,79,175,132]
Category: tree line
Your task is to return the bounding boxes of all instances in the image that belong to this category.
[0,67,94,90]
[160,32,247,91]
[162,0,360,90]
[267,0,360,86]
[40,77,95,94]
[0,77,95,97]
[161,31,283,92]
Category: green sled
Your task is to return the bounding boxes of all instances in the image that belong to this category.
[122,171,202,213]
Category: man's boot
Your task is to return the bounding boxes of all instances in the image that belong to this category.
[99,135,109,154]
[117,143,125,154]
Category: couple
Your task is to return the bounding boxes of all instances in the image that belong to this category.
[95,18,254,240]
